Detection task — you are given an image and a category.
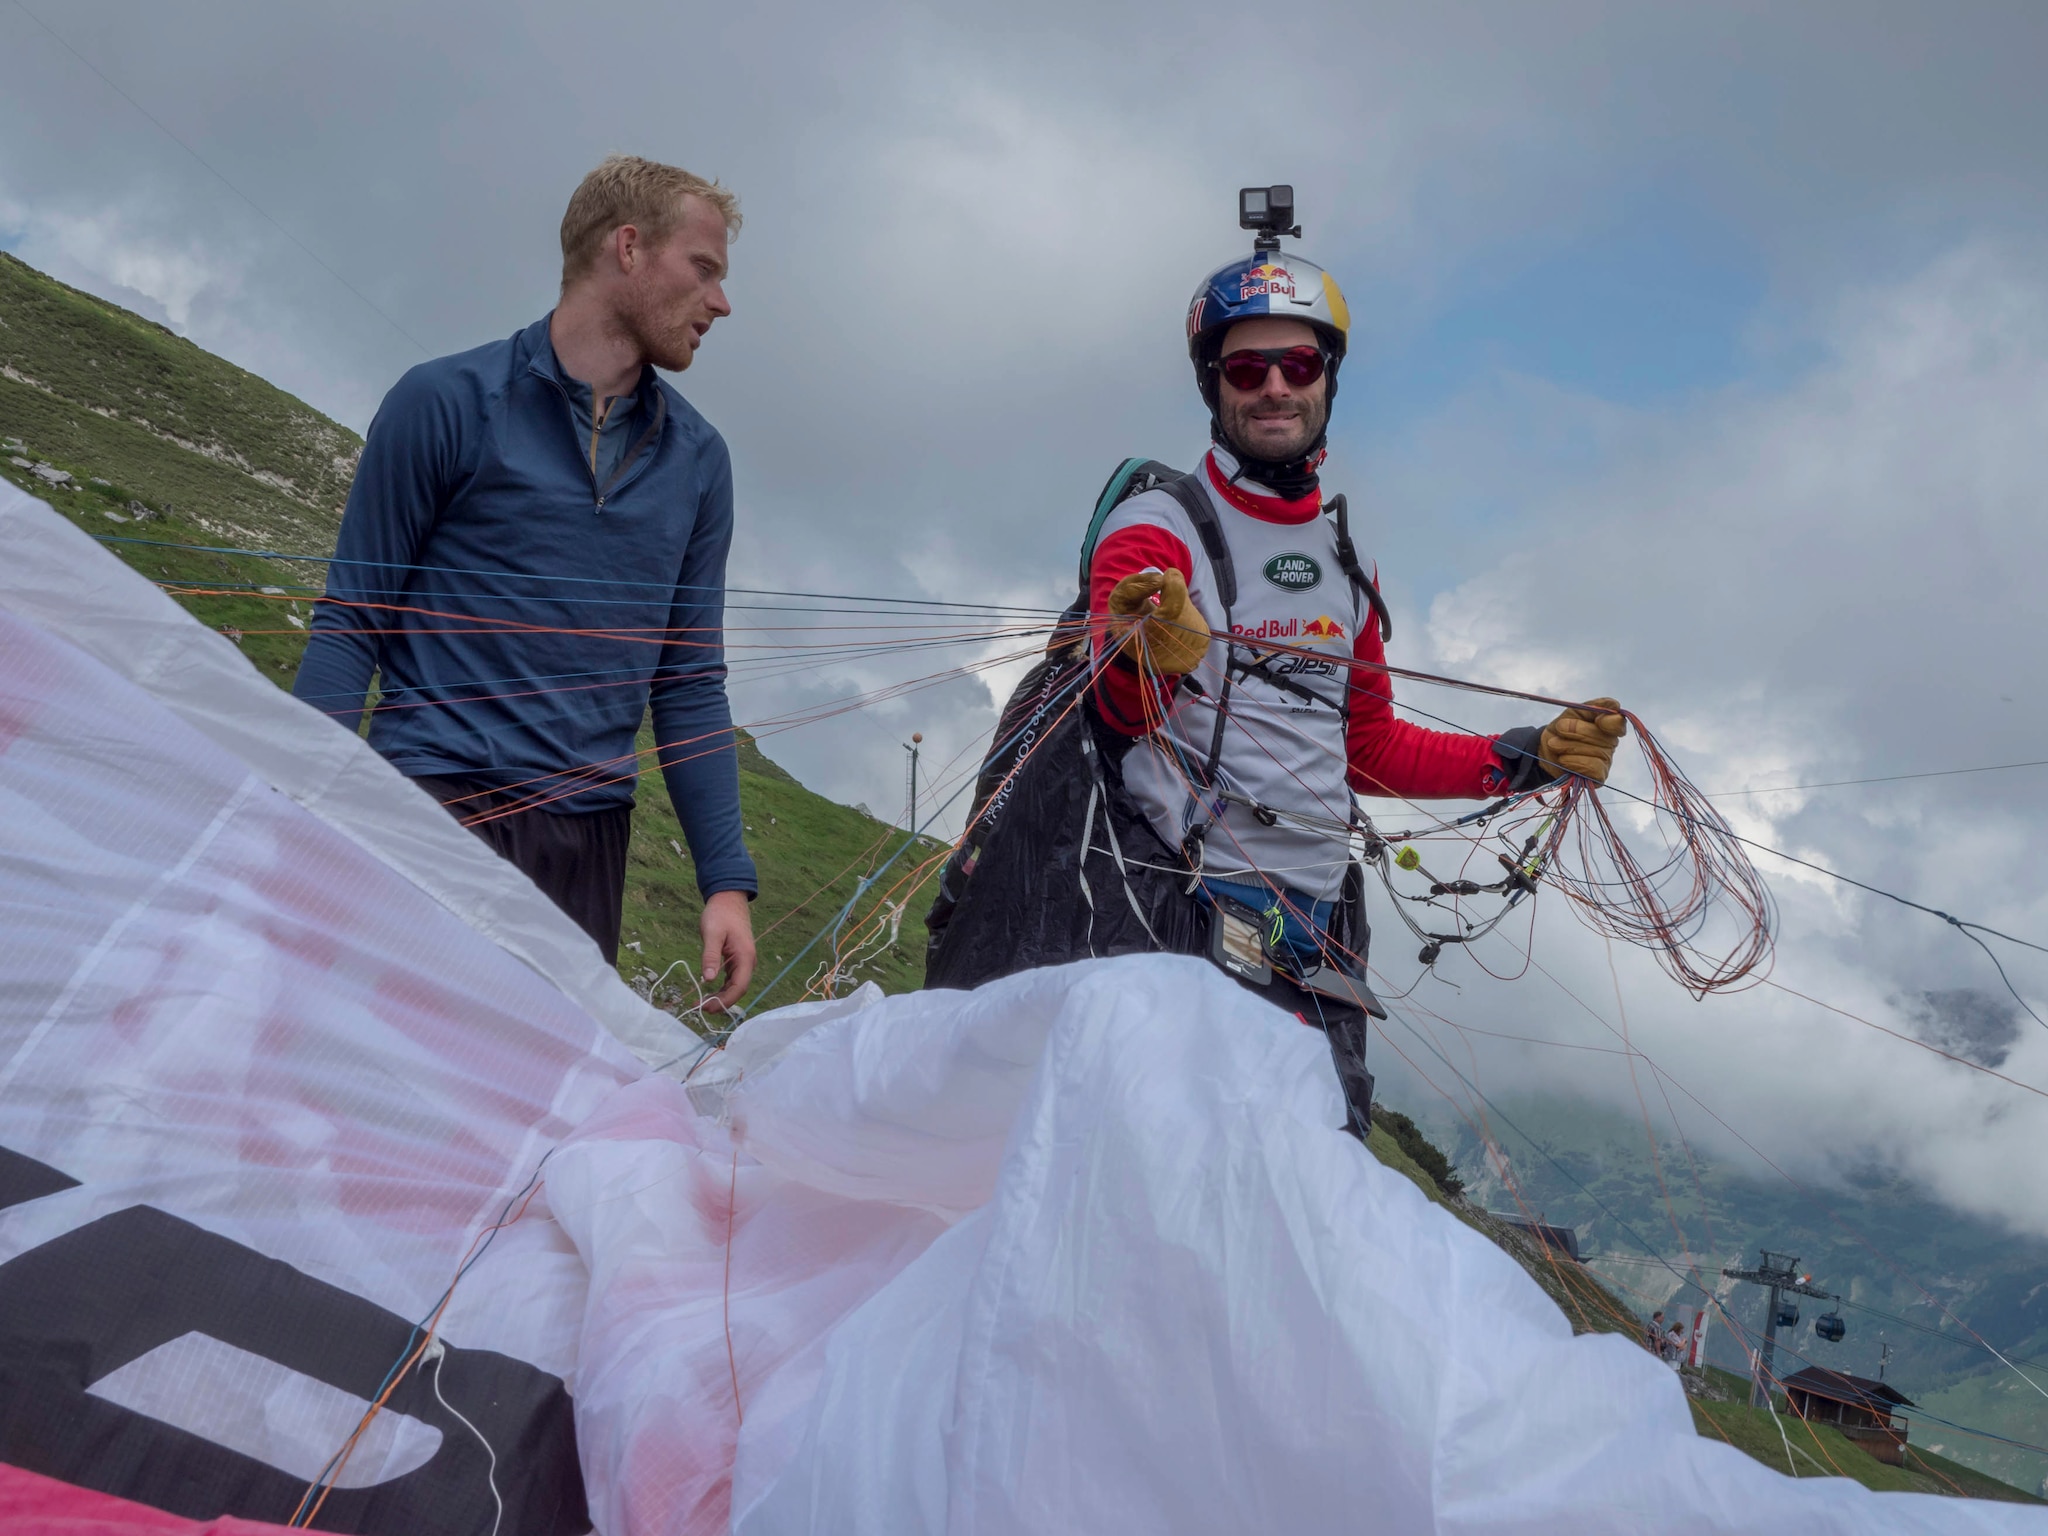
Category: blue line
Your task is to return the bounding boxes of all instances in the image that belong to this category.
[94,534,1062,614]
[1904,1406,2048,1457]
[156,574,1056,625]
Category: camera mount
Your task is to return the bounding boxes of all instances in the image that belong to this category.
[1239,185,1302,252]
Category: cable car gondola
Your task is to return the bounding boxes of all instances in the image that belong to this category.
[1815,1310,1846,1343]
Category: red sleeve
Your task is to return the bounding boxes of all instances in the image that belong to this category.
[1345,597,1514,798]
[1087,522,1195,737]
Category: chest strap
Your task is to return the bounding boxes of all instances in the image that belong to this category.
[1160,476,1238,816]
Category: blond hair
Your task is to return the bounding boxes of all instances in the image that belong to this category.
[559,155,741,286]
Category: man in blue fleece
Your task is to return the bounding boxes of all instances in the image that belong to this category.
[294,155,756,1006]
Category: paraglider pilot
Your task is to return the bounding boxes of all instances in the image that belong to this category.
[925,185,1627,1138]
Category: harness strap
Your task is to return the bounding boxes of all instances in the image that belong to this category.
[1161,475,1238,610]
[1161,475,1237,795]
[1100,780,1164,947]
[1077,714,1164,952]
[1320,494,1385,838]
[1326,493,1393,643]
[1077,771,1101,954]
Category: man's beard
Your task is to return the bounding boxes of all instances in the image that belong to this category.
[1220,394,1327,464]
[620,287,699,373]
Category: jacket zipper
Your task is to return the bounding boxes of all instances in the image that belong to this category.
[537,365,667,513]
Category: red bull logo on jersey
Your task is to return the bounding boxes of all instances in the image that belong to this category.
[1228,614,1348,649]
[1229,614,1345,643]
[1238,262,1297,301]
[1231,616,1301,641]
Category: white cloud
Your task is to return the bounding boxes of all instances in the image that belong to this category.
[1382,241,2048,1235]
[0,194,222,329]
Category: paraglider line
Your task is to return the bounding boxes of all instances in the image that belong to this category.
[292,1153,552,1526]
[725,1146,744,1428]
[428,1338,503,1536]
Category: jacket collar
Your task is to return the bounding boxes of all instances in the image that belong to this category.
[1205,448,1322,524]
[523,311,660,412]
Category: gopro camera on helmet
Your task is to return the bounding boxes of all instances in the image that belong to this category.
[1238,185,1302,251]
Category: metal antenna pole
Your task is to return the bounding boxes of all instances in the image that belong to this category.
[905,732,922,834]
[1756,1277,1783,1409]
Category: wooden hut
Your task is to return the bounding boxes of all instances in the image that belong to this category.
[1782,1366,1913,1465]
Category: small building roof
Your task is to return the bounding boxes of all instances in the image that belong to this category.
[1782,1366,1913,1411]
[1489,1214,1580,1261]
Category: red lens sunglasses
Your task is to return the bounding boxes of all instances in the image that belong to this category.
[1214,345,1327,392]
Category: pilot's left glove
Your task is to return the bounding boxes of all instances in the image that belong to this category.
[1539,697,1628,783]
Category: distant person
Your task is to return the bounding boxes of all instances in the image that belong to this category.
[294,156,756,1005]
[1644,1310,1666,1354]
[1664,1322,1687,1368]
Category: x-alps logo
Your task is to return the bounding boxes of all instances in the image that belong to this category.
[1263,552,1322,591]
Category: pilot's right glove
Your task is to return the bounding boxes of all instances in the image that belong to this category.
[1107,568,1211,677]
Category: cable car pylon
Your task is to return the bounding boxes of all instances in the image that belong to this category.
[1721,1249,1844,1408]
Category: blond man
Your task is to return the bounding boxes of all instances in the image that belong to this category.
[296,156,757,1006]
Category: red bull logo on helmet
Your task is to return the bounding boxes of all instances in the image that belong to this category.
[1238,262,1297,302]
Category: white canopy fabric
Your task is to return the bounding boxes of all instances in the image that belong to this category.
[1,482,2037,1535]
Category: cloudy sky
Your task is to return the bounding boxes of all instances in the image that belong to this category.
[5,1,2046,1243]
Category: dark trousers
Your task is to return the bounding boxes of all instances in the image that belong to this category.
[1259,971,1376,1142]
[412,774,633,964]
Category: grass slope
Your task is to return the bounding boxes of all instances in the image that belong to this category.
[622,724,945,1011]
[1687,1367,2041,1503]
[1,250,359,544]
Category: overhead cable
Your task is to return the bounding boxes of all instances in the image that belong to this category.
[1707,759,2048,798]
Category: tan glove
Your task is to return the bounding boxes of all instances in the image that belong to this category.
[1107,567,1211,677]
[1539,697,1628,782]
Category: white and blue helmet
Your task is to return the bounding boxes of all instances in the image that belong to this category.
[1186,249,1350,412]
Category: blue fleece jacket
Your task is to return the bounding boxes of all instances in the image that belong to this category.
[293,313,757,898]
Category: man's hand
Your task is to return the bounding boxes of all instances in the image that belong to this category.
[1539,697,1628,783]
[699,888,756,1014]
[1107,567,1211,676]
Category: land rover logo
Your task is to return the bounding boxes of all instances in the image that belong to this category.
[1264,552,1322,591]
